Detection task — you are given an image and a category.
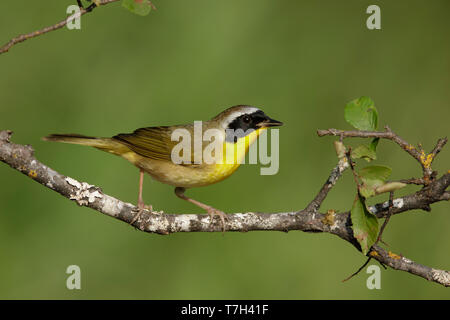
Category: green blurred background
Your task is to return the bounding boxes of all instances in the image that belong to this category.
[0,0,449,299]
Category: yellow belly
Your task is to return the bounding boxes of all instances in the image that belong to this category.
[120,128,265,188]
[122,154,240,188]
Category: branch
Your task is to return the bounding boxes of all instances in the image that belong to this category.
[0,0,120,54]
[304,156,349,212]
[371,245,450,287]
[1,130,449,286]
[317,126,448,179]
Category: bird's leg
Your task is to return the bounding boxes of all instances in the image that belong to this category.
[137,169,146,209]
[174,187,228,233]
[130,169,152,225]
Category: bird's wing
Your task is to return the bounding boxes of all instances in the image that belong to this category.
[113,126,199,164]
[113,126,177,162]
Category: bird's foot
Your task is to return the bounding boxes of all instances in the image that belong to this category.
[206,207,228,234]
[130,203,153,226]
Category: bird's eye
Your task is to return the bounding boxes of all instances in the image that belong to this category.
[242,115,251,123]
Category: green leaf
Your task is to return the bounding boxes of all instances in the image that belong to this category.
[352,145,377,162]
[352,137,380,162]
[344,97,378,131]
[359,165,392,198]
[122,0,153,16]
[351,194,379,255]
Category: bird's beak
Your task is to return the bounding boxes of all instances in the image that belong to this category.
[258,117,283,128]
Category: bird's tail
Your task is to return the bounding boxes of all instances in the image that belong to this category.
[42,134,128,155]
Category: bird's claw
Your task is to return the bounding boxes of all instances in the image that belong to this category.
[130,203,153,226]
[206,208,228,234]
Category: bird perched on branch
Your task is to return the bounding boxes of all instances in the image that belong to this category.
[43,105,282,231]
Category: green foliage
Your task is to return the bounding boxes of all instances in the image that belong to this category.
[122,0,153,16]
[351,144,377,162]
[344,98,391,253]
[350,194,379,255]
[344,96,378,131]
[358,165,392,198]
[343,97,407,255]
[346,97,380,162]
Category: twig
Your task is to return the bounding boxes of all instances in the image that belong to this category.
[304,157,349,212]
[346,148,361,189]
[342,257,372,282]
[428,137,448,169]
[368,173,449,218]
[375,191,394,246]
[0,0,120,54]
[371,244,450,287]
[397,177,426,185]
[317,127,448,179]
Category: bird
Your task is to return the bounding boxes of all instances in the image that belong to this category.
[43,105,283,231]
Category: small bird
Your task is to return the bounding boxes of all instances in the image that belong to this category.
[43,105,282,230]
